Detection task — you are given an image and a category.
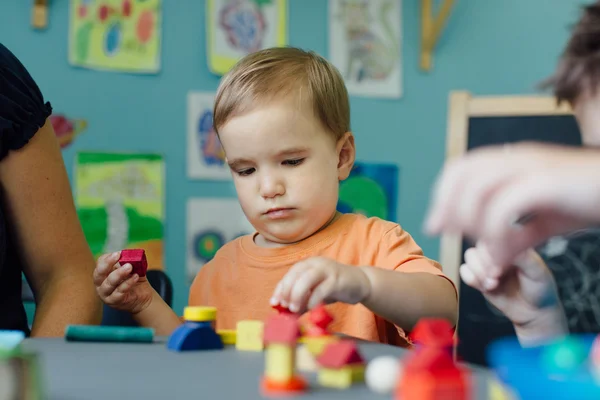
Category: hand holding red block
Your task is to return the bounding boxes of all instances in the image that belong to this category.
[119,249,148,277]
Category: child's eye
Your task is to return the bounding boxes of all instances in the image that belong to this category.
[237,168,255,176]
[283,158,305,166]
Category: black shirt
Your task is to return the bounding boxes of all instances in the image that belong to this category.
[0,43,53,334]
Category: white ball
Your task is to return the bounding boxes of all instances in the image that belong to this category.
[365,356,401,395]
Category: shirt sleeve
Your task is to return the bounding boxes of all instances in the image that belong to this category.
[376,224,458,297]
[0,43,52,161]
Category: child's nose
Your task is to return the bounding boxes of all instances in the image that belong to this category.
[260,175,285,198]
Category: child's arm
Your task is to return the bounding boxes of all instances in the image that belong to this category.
[270,257,457,331]
[461,243,569,346]
[94,252,181,335]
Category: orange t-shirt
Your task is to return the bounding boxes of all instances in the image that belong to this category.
[189,213,454,347]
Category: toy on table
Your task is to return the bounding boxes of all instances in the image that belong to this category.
[365,355,401,395]
[0,345,44,400]
[119,249,148,277]
[396,318,470,400]
[0,330,25,351]
[64,325,154,343]
[316,339,365,389]
[487,333,600,400]
[272,304,295,315]
[261,313,307,396]
[236,320,265,351]
[303,304,338,357]
[217,329,237,345]
[167,306,223,351]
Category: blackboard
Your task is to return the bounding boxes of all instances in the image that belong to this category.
[442,92,600,366]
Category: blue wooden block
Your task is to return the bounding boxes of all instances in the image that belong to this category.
[167,322,223,351]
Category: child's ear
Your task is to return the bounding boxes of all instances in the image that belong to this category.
[337,132,355,181]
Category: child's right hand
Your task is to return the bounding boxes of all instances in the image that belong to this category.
[93,251,154,314]
[461,242,568,344]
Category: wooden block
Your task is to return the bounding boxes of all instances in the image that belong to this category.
[235,320,264,351]
[296,344,318,372]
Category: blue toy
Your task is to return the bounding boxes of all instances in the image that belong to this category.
[487,334,600,400]
[167,321,224,351]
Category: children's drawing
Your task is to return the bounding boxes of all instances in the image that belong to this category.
[207,0,288,75]
[69,0,161,73]
[49,114,88,149]
[337,162,399,221]
[329,0,402,98]
[74,152,165,270]
[187,92,231,180]
[187,198,254,284]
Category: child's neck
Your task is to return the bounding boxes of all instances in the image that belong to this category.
[254,211,341,248]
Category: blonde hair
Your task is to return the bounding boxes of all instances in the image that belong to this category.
[213,47,350,140]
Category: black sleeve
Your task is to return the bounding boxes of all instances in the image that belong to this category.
[0,43,52,161]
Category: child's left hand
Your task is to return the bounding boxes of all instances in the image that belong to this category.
[270,257,372,314]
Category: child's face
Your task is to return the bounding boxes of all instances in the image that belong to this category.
[218,96,355,246]
[573,88,600,147]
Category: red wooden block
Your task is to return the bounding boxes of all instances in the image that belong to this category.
[272,304,295,315]
[409,318,455,348]
[119,249,148,277]
[396,365,471,400]
[306,304,333,336]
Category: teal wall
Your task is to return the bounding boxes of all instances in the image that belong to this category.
[0,0,585,317]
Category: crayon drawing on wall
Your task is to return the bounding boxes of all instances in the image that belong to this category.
[329,0,402,98]
[69,0,162,73]
[75,152,165,270]
[187,91,231,180]
[187,198,254,284]
[206,0,288,75]
[337,162,399,221]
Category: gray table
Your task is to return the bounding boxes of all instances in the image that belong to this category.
[23,337,495,399]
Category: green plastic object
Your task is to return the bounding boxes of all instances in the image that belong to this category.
[541,336,588,375]
[65,325,154,343]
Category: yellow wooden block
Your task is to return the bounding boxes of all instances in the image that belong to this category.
[296,344,318,372]
[184,306,216,322]
[318,364,364,389]
[304,335,338,356]
[217,329,236,345]
[235,320,264,351]
[266,344,294,383]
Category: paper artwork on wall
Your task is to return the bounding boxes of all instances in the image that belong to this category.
[50,114,88,150]
[329,0,402,98]
[206,0,288,75]
[187,91,231,180]
[187,198,254,284]
[69,0,162,73]
[74,152,165,270]
[337,162,399,221]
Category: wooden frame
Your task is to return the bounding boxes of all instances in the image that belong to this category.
[421,0,455,71]
[442,90,573,289]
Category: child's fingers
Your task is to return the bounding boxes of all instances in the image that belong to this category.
[307,277,336,310]
[288,268,326,313]
[271,260,311,308]
[105,274,139,305]
[93,251,121,286]
[97,263,132,298]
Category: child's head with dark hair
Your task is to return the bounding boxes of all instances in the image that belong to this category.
[542,1,600,146]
